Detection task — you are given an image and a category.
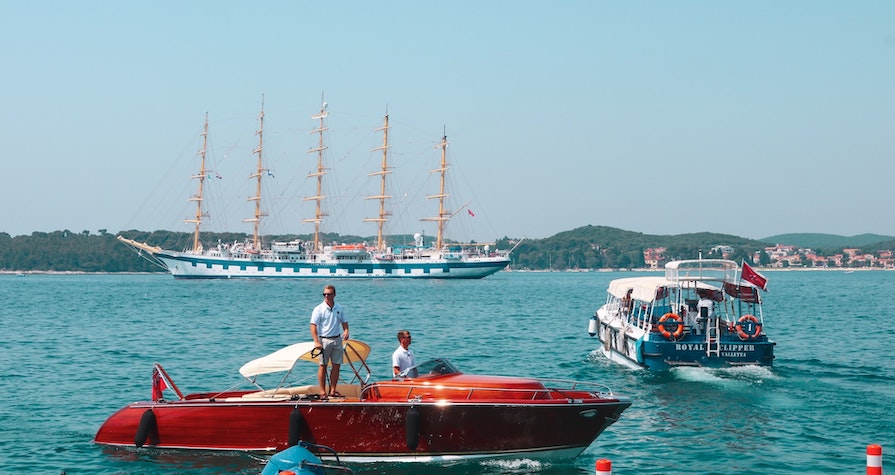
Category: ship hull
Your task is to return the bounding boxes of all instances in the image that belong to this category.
[596,319,776,371]
[157,252,509,279]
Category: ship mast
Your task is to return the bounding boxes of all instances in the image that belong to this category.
[303,100,329,251]
[423,132,450,250]
[244,97,268,251]
[184,113,209,252]
[363,113,392,251]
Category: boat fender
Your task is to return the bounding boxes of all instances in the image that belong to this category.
[134,409,159,447]
[588,316,598,337]
[736,315,762,340]
[634,337,645,364]
[405,406,420,450]
[288,407,306,447]
[657,313,684,340]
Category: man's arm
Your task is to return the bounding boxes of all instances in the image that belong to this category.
[310,323,320,347]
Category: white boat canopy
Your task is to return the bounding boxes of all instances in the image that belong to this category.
[239,340,372,378]
[606,276,721,303]
[665,259,739,283]
[607,277,670,302]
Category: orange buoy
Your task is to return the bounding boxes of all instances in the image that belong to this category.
[867,444,882,475]
[657,313,684,340]
[735,315,762,340]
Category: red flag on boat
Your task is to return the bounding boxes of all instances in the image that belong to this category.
[152,365,168,401]
[741,261,768,291]
[467,209,475,217]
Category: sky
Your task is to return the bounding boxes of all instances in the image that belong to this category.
[2,1,894,243]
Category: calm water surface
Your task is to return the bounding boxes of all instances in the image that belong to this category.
[1,270,892,474]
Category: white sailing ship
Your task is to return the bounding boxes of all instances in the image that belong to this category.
[118,101,512,279]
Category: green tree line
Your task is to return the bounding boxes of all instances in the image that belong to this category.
[494,226,770,270]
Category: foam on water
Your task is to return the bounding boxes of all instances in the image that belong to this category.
[480,457,544,471]
[671,363,778,386]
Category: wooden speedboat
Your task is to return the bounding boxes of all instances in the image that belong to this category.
[95,340,631,462]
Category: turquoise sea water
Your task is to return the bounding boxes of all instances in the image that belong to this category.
[1,270,893,474]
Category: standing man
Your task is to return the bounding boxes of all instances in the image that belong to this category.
[621,288,634,315]
[696,290,715,335]
[310,284,349,399]
[392,330,417,379]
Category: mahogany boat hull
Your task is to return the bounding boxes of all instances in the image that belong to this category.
[95,397,630,462]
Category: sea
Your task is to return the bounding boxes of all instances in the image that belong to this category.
[1,269,892,475]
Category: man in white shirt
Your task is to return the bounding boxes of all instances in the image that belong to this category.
[310,285,349,398]
[392,330,417,379]
[696,291,714,335]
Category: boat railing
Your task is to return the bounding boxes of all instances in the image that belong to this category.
[362,378,617,401]
[536,378,618,396]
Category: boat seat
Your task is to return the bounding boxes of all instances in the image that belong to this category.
[239,383,362,400]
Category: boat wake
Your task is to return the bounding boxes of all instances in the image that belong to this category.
[480,458,546,471]
[478,458,593,474]
[671,364,778,386]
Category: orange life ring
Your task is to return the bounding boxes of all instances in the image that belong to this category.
[657,313,684,340]
[736,314,762,340]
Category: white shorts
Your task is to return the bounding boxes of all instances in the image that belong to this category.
[320,336,344,366]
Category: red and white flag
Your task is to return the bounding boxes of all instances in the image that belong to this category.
[741,261,768,291]
[152,364,169,401]
[467,209,475,217]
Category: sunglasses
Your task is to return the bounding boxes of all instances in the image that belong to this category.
[323,293,335,297]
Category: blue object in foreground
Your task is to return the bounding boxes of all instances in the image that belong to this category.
[261,442,353,475]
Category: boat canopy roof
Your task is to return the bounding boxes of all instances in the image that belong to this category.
[239,340,372,378]
[665,259,738,283]
[607,277,670,302]
[607,276,721,303]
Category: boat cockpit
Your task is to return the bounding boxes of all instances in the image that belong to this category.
[394,358,459,381]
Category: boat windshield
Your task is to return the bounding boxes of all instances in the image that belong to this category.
[398,358,459,379]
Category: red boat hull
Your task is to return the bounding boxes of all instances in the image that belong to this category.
[96,365,631,462]
[96,397,629,461]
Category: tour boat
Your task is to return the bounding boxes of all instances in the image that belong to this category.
[587,259,776,370]
[117,101,514,279]
[95,340,631,462]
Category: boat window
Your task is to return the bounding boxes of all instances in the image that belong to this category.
[403,358,459,378]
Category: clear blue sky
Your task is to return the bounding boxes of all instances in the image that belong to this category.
[2,1,894,242]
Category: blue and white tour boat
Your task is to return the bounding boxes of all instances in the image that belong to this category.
[587,259,775,370]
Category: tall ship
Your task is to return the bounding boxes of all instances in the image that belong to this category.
[118,101,513,279]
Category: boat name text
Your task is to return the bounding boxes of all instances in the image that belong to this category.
[674,344,756,353]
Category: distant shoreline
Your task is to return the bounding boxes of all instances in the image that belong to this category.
[510,266,889,273]
[3,267,889,276]
[0,271,163,276]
